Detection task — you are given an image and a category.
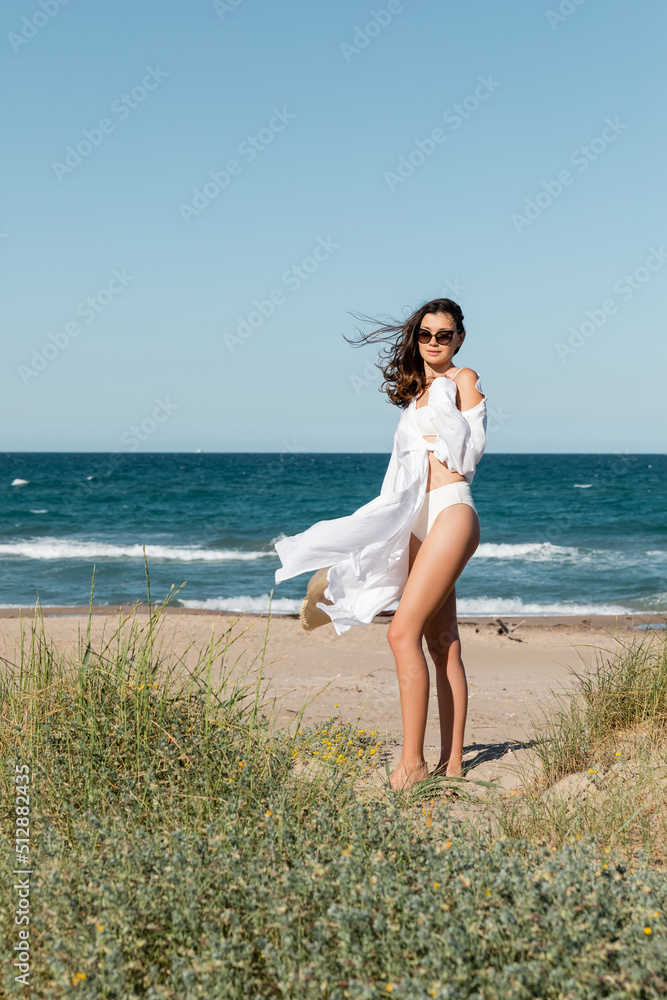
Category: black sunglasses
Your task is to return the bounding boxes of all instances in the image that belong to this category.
[417,328,462,346]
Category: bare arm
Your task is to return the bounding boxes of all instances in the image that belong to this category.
[454,368,485,411]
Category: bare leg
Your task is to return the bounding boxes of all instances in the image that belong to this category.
[423,586,468,777]
[386,526,430,791]
[386,504,480,790]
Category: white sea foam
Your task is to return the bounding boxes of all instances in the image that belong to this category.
[29,510,48,514]
[455,597,633,616]
[573,483,593,488]
[180,595,301,614]
[0,537,274,562]
[474,542,580,562]
[635,592,667,608]
[11,478,29,486]
[473,542,640,569]
[179,594,646,617]
[473,542,663,568]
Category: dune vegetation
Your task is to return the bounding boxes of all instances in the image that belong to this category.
[1,569,666,998]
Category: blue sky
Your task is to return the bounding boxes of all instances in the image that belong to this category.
[2,0,666,453]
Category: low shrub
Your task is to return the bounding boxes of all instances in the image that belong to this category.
[1,581,666,998]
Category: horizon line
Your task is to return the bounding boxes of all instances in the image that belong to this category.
[1,450,664,457]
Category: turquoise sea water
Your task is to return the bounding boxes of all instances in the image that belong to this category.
[0,453,665,616]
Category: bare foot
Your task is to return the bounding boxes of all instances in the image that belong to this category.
[389,759,428,791]
[433,759,463,779]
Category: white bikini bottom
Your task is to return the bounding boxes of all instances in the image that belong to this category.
[410,481,478,544]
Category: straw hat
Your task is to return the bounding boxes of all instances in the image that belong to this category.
[299,566,333,631]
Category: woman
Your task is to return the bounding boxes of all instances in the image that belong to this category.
[274,298,486,790]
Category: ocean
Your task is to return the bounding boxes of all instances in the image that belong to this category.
[1,452,665,617]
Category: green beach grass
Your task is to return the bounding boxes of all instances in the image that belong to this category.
[1,567,666,998]
[478,625,667,860]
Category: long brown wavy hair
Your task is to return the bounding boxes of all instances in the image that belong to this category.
[344,298,466,408]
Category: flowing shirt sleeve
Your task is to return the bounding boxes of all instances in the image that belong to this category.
[273,404,425,634]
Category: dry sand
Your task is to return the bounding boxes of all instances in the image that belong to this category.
[2,606,663,781]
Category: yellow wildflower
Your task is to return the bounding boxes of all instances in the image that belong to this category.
[644,926,652,935]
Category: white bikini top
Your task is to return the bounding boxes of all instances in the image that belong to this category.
[415,369,462,450]
[415,404,437,445]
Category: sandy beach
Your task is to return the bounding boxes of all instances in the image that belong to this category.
[2,606,664,768]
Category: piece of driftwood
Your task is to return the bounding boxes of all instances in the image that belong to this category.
[495,617,525,641]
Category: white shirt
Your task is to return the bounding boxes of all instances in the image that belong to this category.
[274,373,487,635]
